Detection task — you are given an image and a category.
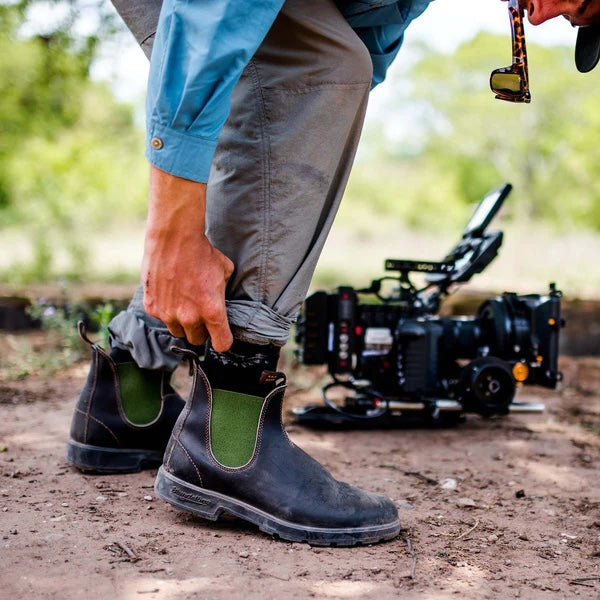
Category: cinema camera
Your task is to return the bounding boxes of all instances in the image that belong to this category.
[294,184,564,427]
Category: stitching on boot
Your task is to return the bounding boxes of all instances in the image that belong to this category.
[83,350,99,444]
[118,367,167,429]
[108,356,129,428]
[277,389,296,449]
[75,408,120,445]
[174,438,203,487]
[205,383,287,472]
[104,350,125,427]
[248,384,288,466]
[165,362,203,470]
[111,361,166,430]
[206,396,266,472]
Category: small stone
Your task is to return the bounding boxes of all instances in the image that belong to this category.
[488,534,499,542]
[440,478,457,490]
[95,496,107,502]
[505,559,512,566]
[456,497,477,508]
[238,551,250,558]
[515,489,526,499]
[144,495,153,502]
[9,529,17,535]
[518,533,529,541]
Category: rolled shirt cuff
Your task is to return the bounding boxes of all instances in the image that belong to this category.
[146,121,218,183]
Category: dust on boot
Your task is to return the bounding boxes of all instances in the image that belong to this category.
[66,322,185,473]
[154,346,400,546]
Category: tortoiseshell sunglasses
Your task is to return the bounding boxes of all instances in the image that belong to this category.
[490,0,531,103]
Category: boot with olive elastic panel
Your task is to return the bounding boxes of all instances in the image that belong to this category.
[154,348,401,546]
[66,322,185,473]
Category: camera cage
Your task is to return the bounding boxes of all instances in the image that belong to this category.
[294,183,563,428]
[366,183,512,315]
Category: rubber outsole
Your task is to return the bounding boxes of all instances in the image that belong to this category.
[66,439,164,474]
[154,466,401,546]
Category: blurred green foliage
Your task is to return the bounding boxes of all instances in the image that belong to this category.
[0,4,598,285]
[343,33,600,232]
[0,0,148,282]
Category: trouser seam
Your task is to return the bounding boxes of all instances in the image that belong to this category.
[246,59,272,306]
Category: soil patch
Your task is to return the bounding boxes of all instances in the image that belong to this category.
[1,334,599,599]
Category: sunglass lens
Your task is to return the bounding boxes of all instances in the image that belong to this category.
[490,69,530,102]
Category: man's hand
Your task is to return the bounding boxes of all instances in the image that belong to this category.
[141,166,234,351]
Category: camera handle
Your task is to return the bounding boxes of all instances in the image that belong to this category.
[360,260,455,315]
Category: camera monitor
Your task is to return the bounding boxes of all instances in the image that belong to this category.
[427,183,512,286]
[463,183,512,238]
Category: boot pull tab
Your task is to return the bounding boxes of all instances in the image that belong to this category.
[77,320,112,359]
[77,320,95,348]
[259,370,287,388]
[170,346,201,376]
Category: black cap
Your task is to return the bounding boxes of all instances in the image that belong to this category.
[575,22,600,73]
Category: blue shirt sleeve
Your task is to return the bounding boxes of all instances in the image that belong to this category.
[353,24,406,89]
[341,0,432,88]
[145,0,285,183]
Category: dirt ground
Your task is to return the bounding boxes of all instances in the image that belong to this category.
[1,332,599,600]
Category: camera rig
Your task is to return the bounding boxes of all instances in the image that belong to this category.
[294,184,564,427]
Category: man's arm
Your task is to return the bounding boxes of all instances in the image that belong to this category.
[142,167,234,351]
[141,0,284,349]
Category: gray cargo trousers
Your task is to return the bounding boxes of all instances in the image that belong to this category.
[108,0,373,370]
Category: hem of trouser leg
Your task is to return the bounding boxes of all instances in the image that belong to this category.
[226,300,293,347]
[108,311,186,371]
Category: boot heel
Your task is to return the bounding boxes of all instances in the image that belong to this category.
[154,466,221,520]
[66,439,163,473]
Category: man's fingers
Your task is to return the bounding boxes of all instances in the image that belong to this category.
[185,323,209,347]
[208,320,234,353]
[166,322,186,339]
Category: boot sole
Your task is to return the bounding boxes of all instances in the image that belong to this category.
[66,439,164,474]
[154,466,401,546]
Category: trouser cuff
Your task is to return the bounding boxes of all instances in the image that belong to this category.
[226,300,294,347]
[108,300,294,370]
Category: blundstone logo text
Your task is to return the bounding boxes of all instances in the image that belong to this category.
[170,486,210,506]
